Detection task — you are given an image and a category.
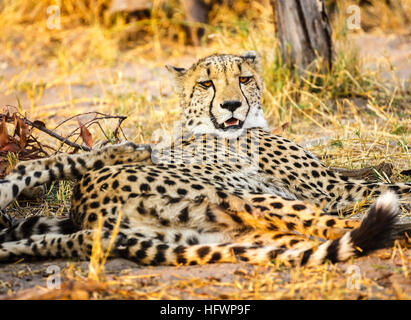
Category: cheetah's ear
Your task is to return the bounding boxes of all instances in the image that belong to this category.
[241,51,261,73]
[166,65,187,94]
[166,65,186,78]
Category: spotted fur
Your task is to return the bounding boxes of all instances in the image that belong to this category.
[0,52,409,266]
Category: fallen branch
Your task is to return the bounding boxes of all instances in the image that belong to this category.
[52,112,128,153]
[330,162,394,182]
[23,116,92,151]
[1,108,128,153]
[0,107,129,177]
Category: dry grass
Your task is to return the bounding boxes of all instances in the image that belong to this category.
[0,0,410,299]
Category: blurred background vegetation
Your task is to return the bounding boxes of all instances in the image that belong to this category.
[0,0,410,62]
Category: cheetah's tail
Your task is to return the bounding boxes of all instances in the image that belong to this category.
[301,191,400,265]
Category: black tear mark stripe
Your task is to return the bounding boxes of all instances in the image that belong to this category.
[208,82,218,128]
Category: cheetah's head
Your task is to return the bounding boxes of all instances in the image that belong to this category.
[167,52,268,139]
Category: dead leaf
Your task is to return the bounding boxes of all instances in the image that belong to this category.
[0,142,21,153]
[78,119,93,148]
[271,122,289,135]
[0,117,9,147]
[19,118,31,148]
[13,113,20,137]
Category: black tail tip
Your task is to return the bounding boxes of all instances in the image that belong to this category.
[350,192,400,256]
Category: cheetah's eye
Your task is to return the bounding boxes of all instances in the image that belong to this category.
[239,76,252,84]
[198,80,213,88]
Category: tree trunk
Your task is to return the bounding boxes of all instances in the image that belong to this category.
[271,0,333,72]
[183,0,209,45]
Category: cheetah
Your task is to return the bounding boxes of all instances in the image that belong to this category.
[0,51,409,267]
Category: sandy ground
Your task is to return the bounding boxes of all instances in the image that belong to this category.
[350,32,411,91]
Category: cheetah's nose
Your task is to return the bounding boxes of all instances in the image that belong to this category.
[221,100,242,112]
